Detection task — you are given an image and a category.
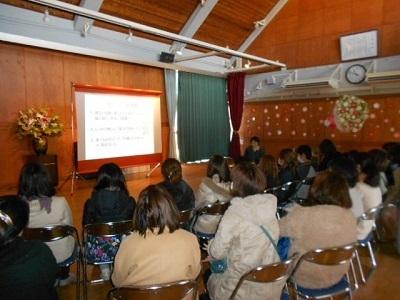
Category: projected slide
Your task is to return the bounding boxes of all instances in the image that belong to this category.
[75,91,162,161]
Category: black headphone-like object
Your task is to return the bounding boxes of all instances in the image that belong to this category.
[0,209,15,246]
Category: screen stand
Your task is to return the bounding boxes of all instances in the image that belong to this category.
[146,162,161,178]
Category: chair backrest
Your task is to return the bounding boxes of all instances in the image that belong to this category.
[84,220,133,237]
[23,224,79,243]
[107,279,198,300]
[179,209,192,226]
[358,205,382,222]
[199,201,230,216]
[229,254,298,300]
[294,244,356,272]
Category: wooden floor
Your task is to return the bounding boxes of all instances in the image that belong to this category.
[56,163,400,300]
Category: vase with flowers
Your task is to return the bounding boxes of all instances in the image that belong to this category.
[17,108,64,155]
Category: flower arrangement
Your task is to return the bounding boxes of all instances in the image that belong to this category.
[333,95,369,133]
[17,108,64,146]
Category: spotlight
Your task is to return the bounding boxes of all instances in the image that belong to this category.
[126,29,133,42]
[43,8,50,23]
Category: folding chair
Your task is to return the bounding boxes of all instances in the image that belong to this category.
[83,220,133,300]
[23,225,81,300]
[290,243,357,300]
[190,201,230,249]
[229,254,298,300]
[179,209,193,227]
[107,279,198,300]
[354,205,382,283]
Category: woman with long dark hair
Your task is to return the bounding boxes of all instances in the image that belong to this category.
[82,163,135,280]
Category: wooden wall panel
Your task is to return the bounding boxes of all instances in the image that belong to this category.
[0,42,169,192]
[240,95,400,158]
[0,43,26,122]
[249,0,400,69]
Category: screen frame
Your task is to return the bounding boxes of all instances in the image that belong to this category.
[72,83,163,173]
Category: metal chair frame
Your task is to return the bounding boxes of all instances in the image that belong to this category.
[229,254,298,300]
[107,279,198,300]
[82,220,133,300]
[290,243,358,300]
[23,225,82,300]
[354,205,382,283]
[190,201,230,232]
[179,209,193,227]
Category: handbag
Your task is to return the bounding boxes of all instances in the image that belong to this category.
[260,225,291,261]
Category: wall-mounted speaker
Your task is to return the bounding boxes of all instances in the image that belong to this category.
[159,52,175,63]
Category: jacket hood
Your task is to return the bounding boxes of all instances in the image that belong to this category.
[229,193,277,226]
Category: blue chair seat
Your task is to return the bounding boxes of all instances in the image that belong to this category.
[358,231,374,245]
[58,244,79,268]
[281,291,290,300]
[296,277,351,298]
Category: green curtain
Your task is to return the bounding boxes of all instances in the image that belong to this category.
[177,72,230,162]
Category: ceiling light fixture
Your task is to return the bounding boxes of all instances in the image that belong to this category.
[126,28,133,42]
[42,8,50,22]
[244,60,251,68]
[81,22,90,37]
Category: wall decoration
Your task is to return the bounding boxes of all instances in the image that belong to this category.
[333,95,369,133]
[240,95,400,158]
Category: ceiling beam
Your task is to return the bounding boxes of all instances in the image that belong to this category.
[230,0,289,67]
[175,51,219,62]
[170,0,219,54]
[27,0,286,67]
[74,0,104,35]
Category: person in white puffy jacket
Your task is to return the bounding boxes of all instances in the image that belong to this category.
[194,155,232,235]
[205,161,283,300]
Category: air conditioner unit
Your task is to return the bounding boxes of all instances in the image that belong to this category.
[367,70,400,84]
[283,78,338,89]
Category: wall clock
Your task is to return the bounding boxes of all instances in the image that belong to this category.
[345,64,367,84]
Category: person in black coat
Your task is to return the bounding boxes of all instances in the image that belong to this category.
[82,163,135,280]
[159,158,195,211]
[244,136,266,164]
[0,195,58,300]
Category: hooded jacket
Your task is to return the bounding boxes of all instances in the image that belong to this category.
[194,176,232,234]
[207,193,282,300]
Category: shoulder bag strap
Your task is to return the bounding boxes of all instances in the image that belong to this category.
[260,225,280,260]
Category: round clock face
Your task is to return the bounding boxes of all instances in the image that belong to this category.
[345,64,367,84]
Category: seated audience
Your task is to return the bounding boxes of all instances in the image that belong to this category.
[279,171,357,289]
[294,145,317,200]
[112,184,201,296]
[159,158,195,211]
[0,195,58,300]
[244,136,265,164]
[258,154,280,190]
[277,148,298,203]
[194,155,232,235]
[318,139,340,171]
[18,162,75,286]
[206,161,282,300]
[82,163,136,280]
